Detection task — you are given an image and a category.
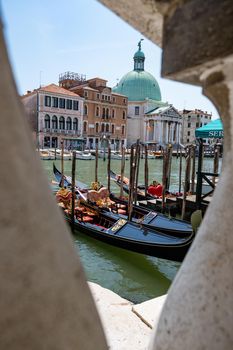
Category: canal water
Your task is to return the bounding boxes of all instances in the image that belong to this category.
[43,157,220,304]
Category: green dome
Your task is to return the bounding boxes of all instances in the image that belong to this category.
[133,49,145,59]
[113,70,162,102]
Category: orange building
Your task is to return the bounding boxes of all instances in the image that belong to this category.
[59,72,128,150]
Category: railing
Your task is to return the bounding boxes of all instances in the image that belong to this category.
[42,128,81,135]
[196,171,219,207]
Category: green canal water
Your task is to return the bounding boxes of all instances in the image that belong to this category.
[43,157,219,304]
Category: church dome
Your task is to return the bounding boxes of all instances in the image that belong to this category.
[113,40,162,102]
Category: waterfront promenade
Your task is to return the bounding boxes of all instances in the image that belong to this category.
[89,282,166,349]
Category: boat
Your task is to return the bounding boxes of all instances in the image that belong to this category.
[107,193,193,237]
[62,203,194,262]
[76,150,95,160]
[53,164,192,237]
[39,149,55,160]
[98,150,130,160]
[53,163,88,190]
[110,170,152,200]
[50,149,72,160]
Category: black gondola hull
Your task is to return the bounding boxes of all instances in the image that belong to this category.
[66,213,194,262]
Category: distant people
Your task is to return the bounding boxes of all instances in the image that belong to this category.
[147,180,163,197]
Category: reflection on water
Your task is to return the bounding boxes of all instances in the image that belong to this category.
[43,157,219,303]
[73,229,176,303]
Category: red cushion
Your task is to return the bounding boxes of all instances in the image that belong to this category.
[118,209,127,215]
[82,216,94,222]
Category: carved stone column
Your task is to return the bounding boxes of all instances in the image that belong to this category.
[0,20,107,350]
[150,1,233,349]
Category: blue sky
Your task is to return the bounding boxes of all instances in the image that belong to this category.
[2,0,219,117]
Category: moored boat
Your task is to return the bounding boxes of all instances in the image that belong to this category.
[62,204,194,262]
[76,150,95,160]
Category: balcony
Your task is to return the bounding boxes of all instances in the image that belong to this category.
[42,128,81,135]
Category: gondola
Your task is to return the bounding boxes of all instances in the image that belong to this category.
[107,193,193,237]
[110,170,153,201]
[63,204,194,262]
[53,163,88,190]
[54,164,193,237]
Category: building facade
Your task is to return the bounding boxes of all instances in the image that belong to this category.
[145,105,182,147]
[59,73,127,150]
[181,109,212,145]
[22,84,84,149]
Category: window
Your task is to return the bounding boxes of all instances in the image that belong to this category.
[73,100,79,110]
[66,99,72,110]
[101,124,105,132]
[187,138,190,143]
[73,118,78,131]
[123,98,126,104]
[108,96,110,101]
[66,117,72,130]
[52,137,57,148]
[96,123,99,133]
[59,98,65,109]
[52,97,58,108]
[135,106,139,115]
[44,114,50,128]
[83,122,87,133]
[44,136,50,148]
[122,125,125,135]
[123,111,126,119]
[188,131,190,136]
[84,91,88,98]
[111,124,115,134]
[106,109,109,119]
[59,116,65,130]
[112,109,115,118]
[106,124,110,133]
[96,107,99,117]
[45,96,51,107]
[112,97,116,103]
[196,122,199,127]
[84,105,88,115]
[102,108,105,119]
[105,96,108,101]
[188,122,191,128]
[52,115,58,129]
[97,93,100,99]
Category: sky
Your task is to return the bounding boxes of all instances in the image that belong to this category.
[1,0,219,118]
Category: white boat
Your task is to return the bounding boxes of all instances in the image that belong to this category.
[98,150,130,160]
[76,151,95,160]
[50,149,72,160]
[39,149,55,160]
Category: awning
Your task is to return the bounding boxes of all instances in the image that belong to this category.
[195,119,223,138]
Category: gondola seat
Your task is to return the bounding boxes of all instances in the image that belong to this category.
[117,209,127,215]
[81,216,94,223]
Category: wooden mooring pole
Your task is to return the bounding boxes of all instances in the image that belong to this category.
[162,147,168,212]
[60,140,64,188]
[191,145,196,194]
[178,145,183,194]
[144,145,148,198]
[71,151,76,232]
[120,146,125,199]
[181,148,191,220]
[107,143,111,193]
[166,144,173,191]
[213,144,220,185]
[95,144,98,183]
[134,140,140,205]
[128,145,136,221]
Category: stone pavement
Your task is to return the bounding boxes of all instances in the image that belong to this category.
[89,282,167,349]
